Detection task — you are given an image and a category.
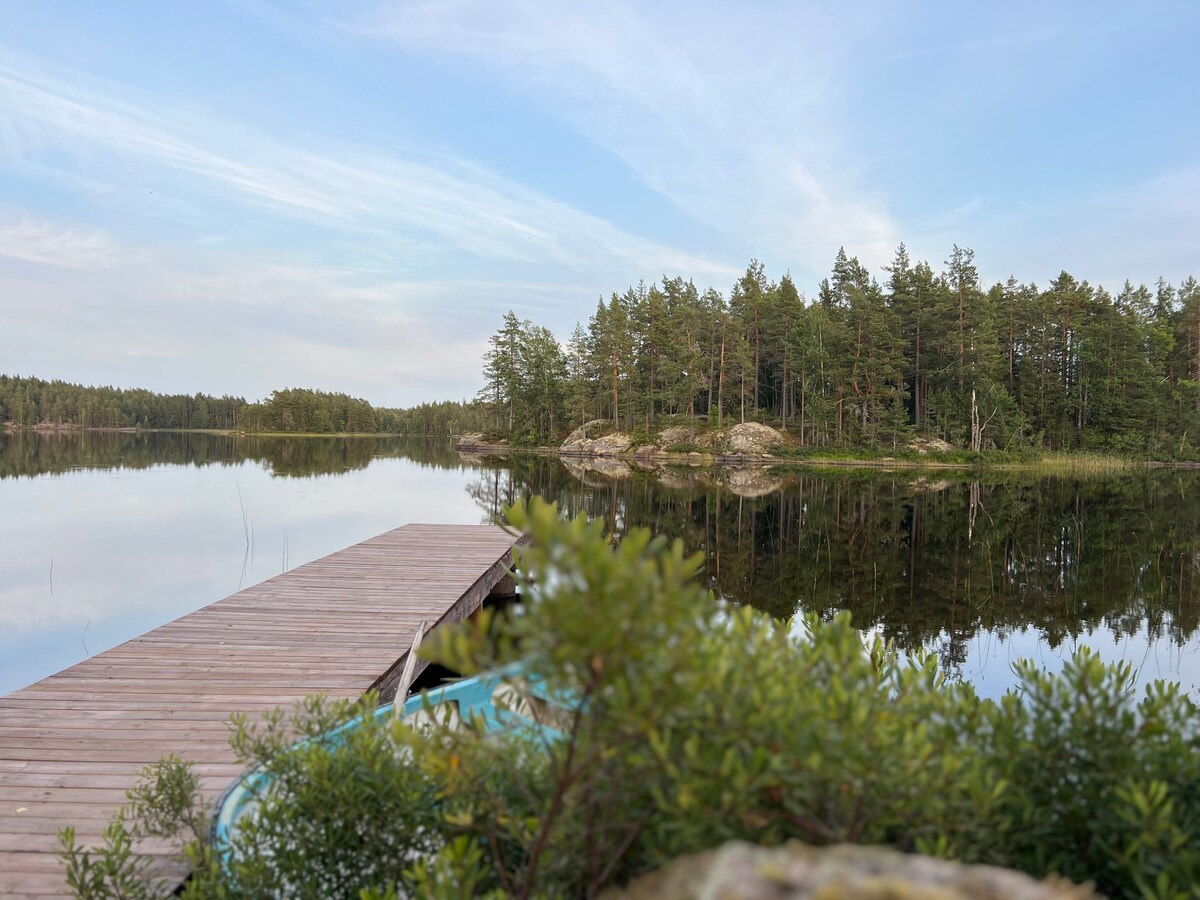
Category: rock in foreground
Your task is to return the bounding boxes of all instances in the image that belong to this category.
[604,841,1097,900]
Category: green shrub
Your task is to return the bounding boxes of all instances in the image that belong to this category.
[63,498,1200,899]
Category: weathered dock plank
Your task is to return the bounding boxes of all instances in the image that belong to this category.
[0,523,520,897]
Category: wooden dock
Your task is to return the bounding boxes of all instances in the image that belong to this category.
[0,523,522,898]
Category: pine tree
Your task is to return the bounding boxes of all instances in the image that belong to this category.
[565,323,594,428]
[480,311,526,433]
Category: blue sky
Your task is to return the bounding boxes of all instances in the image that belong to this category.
[1,1,1197,406]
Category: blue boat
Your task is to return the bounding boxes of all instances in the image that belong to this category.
[212,664,562,854]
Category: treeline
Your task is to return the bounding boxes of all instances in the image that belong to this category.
[241,388,381,434]
[463,246,1200,455]
[384,399,492,437]
[0,377,421,435]
[0,375,245,429]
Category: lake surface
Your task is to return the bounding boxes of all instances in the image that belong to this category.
[2,430,1199,701]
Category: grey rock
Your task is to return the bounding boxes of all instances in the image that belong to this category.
[726,422,786,455]
[603,841,1098,900]
[562,419,613,446]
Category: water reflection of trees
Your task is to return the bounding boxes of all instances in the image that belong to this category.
[467,457,1200,670]
[0,431,467,480]
[8,433,1199,677]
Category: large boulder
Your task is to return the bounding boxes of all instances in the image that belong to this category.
[588,432,634,456]
[562,419,613,447]
[561,422,635,457]
[726,422,786,455]
[657,425,699,448]
[604,841,1097,900]
[455,433,508,450]
[908,436,955,455]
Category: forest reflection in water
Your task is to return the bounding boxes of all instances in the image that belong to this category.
[3,429,1199,698]
[468,454,1200,695]
[0,428,466,480]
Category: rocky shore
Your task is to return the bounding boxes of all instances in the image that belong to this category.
[457,420,790,464]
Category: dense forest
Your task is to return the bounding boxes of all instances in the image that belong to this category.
[0,375,246,430]
[456,245,1200,456]
[239,388,383,434]
[7,244,1199,454]
[0,378,412,435]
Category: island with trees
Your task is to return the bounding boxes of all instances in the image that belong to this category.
[461,245,1200,461]
[5,244,1199,463]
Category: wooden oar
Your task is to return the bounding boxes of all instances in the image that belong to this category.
[393,619,427,715]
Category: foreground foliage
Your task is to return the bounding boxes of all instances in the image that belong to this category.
[63,499,1200,898]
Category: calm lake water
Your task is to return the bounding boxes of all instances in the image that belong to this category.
[2,430,1199,701]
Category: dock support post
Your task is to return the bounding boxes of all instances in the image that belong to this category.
[487,572,517,600]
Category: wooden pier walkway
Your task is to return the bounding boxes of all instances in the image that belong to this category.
[0,523,522,898]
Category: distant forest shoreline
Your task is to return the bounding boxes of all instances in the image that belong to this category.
[6,242,1200,462]
[6,418,1197,474]
[0,377,413,436]
[2,421,399,438]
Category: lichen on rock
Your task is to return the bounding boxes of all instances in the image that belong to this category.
[561,427,634,457]
[562,419,613,446]
[657,425,699,447]
[725,422,786,455]
[907,436,955,455]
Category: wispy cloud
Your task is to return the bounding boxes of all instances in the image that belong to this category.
[0,40,744,403]
[0,47,732,281]
[0,218,123,270]
[880,28,1062,64]
[358,0,901,274]
[0,220,604,403]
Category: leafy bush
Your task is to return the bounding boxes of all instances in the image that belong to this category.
[63,498,1200,899]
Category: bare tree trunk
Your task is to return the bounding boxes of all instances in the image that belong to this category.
[781,356,789,429]
[914,317,922,427]
[707,343,715,416]
[753,311,760,414]
[717,332,726,428]
[611,351,619,428]
[971,387,980,453]
[800,369,807,447]
[959,286,965,391]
